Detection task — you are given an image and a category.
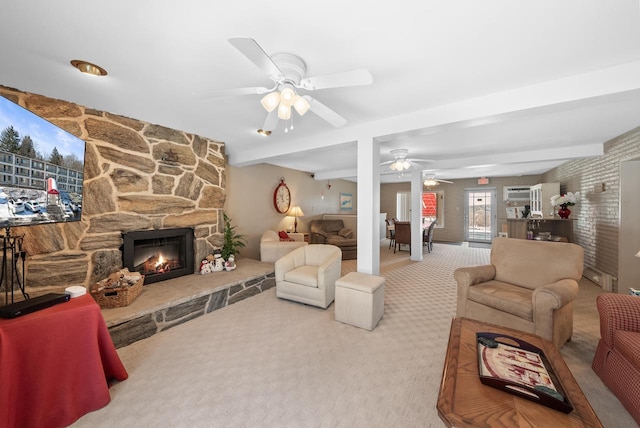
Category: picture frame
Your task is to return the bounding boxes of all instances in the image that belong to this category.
[340,192,353,210]
[505,207,518,219]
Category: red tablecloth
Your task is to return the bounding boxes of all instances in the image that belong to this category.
[0,294,128,428]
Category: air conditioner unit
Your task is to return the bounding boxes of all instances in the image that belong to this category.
[503,186,531,201]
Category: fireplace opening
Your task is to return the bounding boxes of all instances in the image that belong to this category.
[122,228,194,284]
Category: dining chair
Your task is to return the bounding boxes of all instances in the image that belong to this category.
[424,221,436,253]
[385,218,396,250]
[394,221,411,253]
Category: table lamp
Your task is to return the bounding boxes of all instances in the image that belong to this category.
[289,206,304,233]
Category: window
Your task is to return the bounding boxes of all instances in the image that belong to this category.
[397,190,444,226]
[396,192,411,221]
[423,190,444,228]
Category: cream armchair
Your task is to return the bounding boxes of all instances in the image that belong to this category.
[454,237,583,348]
[275,244,342,309]
[259,230,307,263]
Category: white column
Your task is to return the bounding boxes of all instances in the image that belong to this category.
[357,136,380,275]
[410,169,423,261]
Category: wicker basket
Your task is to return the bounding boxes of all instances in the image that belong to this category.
[91,271,144,309]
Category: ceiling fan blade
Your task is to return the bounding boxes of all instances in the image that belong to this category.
[299,69,373,90]
[303,95,347,127]
[228,37,285,81]
[409,158,435,165]
[193,86,271,98]
[437,179,453,184]
[262,110,278,131]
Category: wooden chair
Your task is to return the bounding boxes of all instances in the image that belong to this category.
[385,218,395,249]
[423,221,436,253]
[394,222,411,253]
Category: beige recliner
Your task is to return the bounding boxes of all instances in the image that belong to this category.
[275,244,342,309]
[454,237,584,348]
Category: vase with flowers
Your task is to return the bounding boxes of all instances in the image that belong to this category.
[550,191,580,219]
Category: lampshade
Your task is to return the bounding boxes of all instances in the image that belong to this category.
[293,95,310,116]
[280,86,296,107]
[635,250,640,258]
[261,92,281,112]
[289,206,304,217]
[277,103,291,120]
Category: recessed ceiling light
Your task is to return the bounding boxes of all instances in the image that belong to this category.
[70,60,108,76]
[257,129,271,136]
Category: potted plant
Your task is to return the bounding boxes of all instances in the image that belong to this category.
[221,213,246,260]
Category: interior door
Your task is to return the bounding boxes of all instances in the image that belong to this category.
[464,189,496,242]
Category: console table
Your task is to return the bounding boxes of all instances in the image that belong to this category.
[0,294,128,428]
[506,218,574,242]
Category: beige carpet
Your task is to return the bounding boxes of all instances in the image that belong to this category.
[72,243,636,427]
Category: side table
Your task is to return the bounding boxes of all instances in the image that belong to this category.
[0,294,128,428]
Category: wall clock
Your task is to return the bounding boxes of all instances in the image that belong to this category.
[273,178,291,214]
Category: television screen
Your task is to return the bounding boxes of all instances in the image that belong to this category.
[0,95,85,228]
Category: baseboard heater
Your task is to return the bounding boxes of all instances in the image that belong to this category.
[583,266,617,292]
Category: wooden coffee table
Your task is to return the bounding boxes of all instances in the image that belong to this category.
[437,317,602,427]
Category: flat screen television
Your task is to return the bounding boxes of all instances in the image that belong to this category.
[0,95,85,229]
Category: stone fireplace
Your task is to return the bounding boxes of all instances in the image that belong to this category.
[122,228,195,284]
[0,85,226,297]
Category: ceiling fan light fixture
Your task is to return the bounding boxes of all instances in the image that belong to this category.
[261,91,281,112]
[257,129,271,136]
[424,178,439,187]
[280,85,296,107]
[293,95,310,116]
[277,104,291,120]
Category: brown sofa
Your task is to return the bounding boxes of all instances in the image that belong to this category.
[592,293,640,425]
[454,237,583,348]
[309,220,356,260]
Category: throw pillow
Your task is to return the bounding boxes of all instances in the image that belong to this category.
[278,231,290,240]
[338,228,353,239]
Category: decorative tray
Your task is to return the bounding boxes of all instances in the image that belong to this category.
[476,332,573,414]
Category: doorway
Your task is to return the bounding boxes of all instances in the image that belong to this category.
[464,189,496,242]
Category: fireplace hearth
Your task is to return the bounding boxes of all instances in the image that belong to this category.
[122,228,194,284]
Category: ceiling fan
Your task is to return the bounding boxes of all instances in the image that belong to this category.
[380,149,434,173]
[199,37,373,132]
[423,174,453,187]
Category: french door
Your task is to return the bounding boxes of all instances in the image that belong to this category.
[464,189,496,242]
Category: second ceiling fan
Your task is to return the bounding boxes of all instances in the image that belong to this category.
[201,37,373,133]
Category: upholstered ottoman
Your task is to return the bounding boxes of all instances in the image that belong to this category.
[335,272,385,330]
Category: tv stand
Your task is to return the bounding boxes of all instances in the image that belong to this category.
[1,227,28,305]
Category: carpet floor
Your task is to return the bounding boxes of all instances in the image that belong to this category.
[72,243,635,427]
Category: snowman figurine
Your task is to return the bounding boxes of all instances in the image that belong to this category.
[213,254,225,272]
[225,255,236,271]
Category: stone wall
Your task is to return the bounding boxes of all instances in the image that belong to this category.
[0,86,226,296]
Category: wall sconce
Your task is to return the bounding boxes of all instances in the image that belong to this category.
[593,183,606,193]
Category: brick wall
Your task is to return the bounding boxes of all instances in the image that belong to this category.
[543,126,640,278]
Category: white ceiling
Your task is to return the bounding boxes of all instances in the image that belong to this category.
[2,1,640,183]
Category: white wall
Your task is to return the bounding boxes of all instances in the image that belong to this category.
[224,164,357,260]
